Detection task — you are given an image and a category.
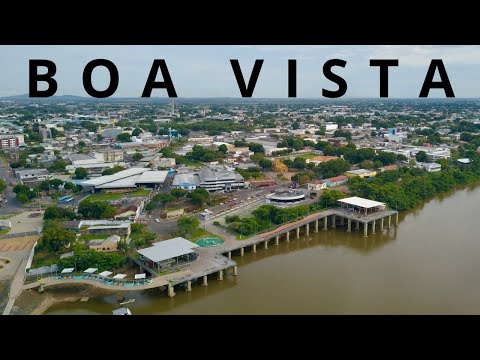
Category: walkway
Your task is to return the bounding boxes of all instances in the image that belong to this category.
[21,269,192,292]
[2,259,28,315]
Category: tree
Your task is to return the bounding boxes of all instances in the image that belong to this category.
[116,133,132,142]
[0,179,6,193]
[74,167,88,179]
[416,151,429,163]
[44,206,77,221]
[48,160,67,172]
[248,143,265,154]
[190,188,209,205]
[374,151,397,166]
[132,128,143,137]
[58,250,126,272]
[38,221,76,253]
[291,172,312,185]
[359,160,375,169]
[333,130,352,141]
[258,158,272,170]
[171,188,187,199]
[315,159,351,179]
[78,141,86,147]
[371,130,378,137]
[436,158,449,169]
[132,153,144,161]
[218,144,228,154]
[102,166,125,176]
[78,199,116,219]
[292,157,307,169]
[177,216,200,238]
[225,215,241,223]
[96,134,103,142]
[17,193,29,204]
[319,189,346,208]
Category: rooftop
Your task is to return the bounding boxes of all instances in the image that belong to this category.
[338,196,386,209]
[137,237,199,263]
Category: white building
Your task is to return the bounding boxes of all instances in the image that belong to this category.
[197,165,245,192]
[423,163,442,172]
[307,180,327,191]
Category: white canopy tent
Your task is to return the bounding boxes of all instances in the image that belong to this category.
[135,274,146,280]
[84,268,98,274]
[113,274,127,280]
[61,268,74,274]
[99,271,113,277]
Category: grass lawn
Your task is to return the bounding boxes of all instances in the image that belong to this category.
[187,228,223,242]
[88,193,123,201]
[0,228,10,237]
[128,189,151,197]
[78,234,110,241]
[295,153,318,160]
[31,251,59,269]
[0,214,15,220]
[89,189,151,201]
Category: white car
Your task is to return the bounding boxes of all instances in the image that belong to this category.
[155,218,160,223]
[149,215,152,219]
[247,197,251,200]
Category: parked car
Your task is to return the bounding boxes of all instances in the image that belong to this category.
[155,218,160,223]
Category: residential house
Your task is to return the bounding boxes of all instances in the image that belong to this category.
[87,235,121,252]
[307,180,327,191]
[322,175,348,187]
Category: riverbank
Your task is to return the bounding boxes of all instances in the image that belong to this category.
[31,182,480,314]
[12,284,122,315]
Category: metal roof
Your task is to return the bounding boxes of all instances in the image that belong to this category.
[137,237,199,263]
[136,170,169,184]
[81,168,149,187]
[338,196,386,209]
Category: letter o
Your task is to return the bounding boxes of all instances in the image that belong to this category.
[83,59,119,98]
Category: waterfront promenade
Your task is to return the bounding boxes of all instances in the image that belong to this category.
[11,206,399,304]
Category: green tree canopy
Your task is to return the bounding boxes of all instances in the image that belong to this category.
[38,221,76,253]
[74,167,88,179]
[177,216,200,238]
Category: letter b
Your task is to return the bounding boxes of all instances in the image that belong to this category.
[29,59,57,97]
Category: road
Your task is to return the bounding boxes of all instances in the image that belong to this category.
[0,160,22,216]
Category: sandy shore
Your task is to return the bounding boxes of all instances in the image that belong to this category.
[12,284,119,315]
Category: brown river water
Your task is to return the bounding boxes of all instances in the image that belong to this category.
[45,184,480,314]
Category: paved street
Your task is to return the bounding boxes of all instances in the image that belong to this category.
[0,160,23,216]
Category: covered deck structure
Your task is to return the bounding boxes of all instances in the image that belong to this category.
[137,237,199,272]
[338,196,386,215]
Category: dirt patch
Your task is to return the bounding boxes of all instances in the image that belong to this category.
[12,283,128,315]
[0,279,11,313]
[0,236,38,252]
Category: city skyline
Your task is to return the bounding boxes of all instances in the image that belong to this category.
[2,45,480,98]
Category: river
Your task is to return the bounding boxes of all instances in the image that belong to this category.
[45,184,480,314]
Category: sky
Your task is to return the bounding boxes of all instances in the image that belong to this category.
[1,45,480,98]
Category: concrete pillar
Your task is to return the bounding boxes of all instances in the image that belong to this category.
[202,275,208,286]
[347,218,351,232]
[306,223,310,236]
[371,220,376,235]
[240,247,244,256]
[264,240,268,249]
[275,235,279,245]
[380,217,384,231]
[286,231,290,242]
[252,244,256,253]
[363,222,368,238]
[168,283,175,298]
[323,216,328,230]
[396,212,399,227]
[332,215,336,228]
[186,280,192,292]
[356,221,360,230]
[233,266,238,276]
[388,215,392,229]
[340,217,345,226]
[296,227,300,239]
[218,270,223,281]
[228,251,231,259]
[315,219,319,232]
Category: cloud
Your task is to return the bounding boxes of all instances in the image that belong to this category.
[365,45,480,66]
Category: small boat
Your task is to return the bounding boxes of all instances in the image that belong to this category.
[119,298,136,306]
[112,307,132,315]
